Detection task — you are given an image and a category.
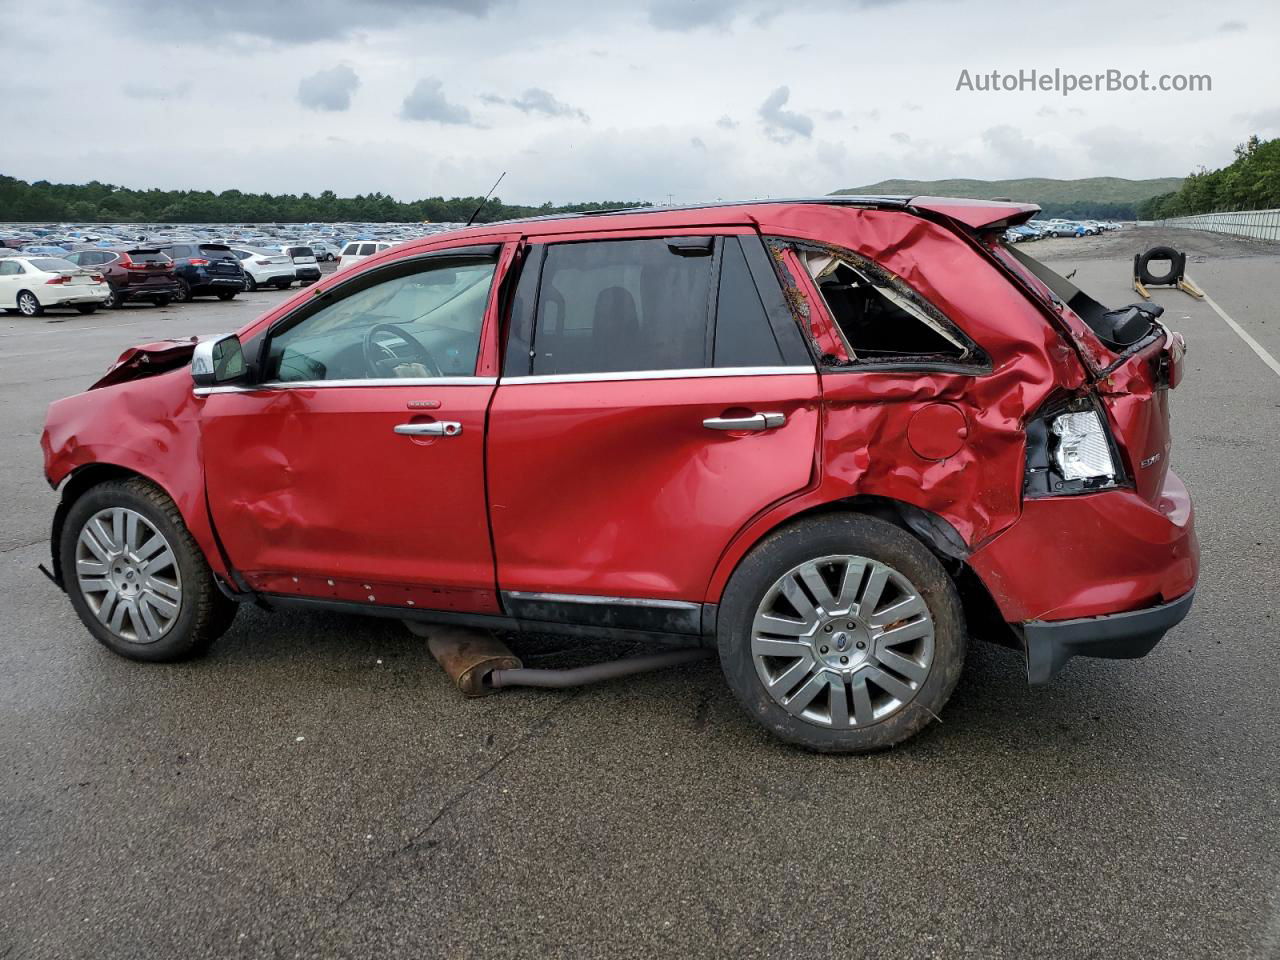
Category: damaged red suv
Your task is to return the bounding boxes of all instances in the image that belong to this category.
[41,198,1197,751]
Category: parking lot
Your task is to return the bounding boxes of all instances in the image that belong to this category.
[1,228,1277,959]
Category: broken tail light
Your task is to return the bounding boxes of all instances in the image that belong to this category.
[1025,397,1124,497]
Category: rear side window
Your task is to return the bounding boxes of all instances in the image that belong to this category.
[342,244,359,256]
[798,248,969,364]
[714,238,783,367]
[359,243,377,256]
[199,244,236,261]
[529,238,713,375]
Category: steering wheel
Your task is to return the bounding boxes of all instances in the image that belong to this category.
[362,323,442,378]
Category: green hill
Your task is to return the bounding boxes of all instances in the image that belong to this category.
[833,177,1184,219]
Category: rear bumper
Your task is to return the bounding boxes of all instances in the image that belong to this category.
[249,266,296,283]
[295,266,321,281]
[43,284,110,305]
[118,282,179,300]
[1020,589,1194,685]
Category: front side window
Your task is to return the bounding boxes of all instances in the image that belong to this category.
[264,256,497,382]
[529,238,713,375]
[796,247,970,365]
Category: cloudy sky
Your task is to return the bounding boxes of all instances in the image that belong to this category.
[2,0,1278,205]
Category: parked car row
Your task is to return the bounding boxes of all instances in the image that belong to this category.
[1004,219,1123,242]
[0,240,334,317]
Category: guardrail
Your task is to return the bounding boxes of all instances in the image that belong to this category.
[1158,209,1280,242]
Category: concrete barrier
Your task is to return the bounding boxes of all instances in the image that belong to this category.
[1158,209,1280,242]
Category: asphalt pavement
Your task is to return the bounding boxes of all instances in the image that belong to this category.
[1,231,1277,959]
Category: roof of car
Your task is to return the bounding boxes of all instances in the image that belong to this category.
[477,195,1040,237]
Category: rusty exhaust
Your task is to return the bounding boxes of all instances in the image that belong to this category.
[407,624,521,697]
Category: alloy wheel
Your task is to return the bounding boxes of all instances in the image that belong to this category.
[75,507,182,644]
[751,554,934,728]
[18,292,39,316]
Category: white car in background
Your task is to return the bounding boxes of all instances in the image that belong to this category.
[230,247,297,292]
[337,240,394,271]
[279,245,322,285]
[305,240,340,262]
[0,256,110,316]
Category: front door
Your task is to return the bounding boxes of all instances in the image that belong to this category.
[487,231,820,628]
[200,247,508,613]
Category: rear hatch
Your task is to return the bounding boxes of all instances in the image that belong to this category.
[124,249,175,286]
[198,244,242,278]
[988,239,1185,504]
[285,245,318,265]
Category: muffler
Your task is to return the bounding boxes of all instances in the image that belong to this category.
[406,623,521,697]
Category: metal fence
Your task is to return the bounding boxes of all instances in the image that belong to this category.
[1157,208,1280,242]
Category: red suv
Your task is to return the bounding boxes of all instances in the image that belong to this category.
[40,198,1197,752]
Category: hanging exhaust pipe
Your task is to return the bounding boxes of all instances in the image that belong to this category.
[488,648,713,689]
[407,623,713,695]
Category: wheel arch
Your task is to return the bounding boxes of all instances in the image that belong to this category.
[706,494,1019,651]
[49,462,234,593]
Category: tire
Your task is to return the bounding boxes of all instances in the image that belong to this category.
[173,278,191,303]
[1137,246,1182,286]
[59,477,237,662]
[274,279,291,289]
[717,513,966,753]
[16,290,42,317]
[76,304,97,315]
[216,290,237,301]
[243,274,257,292]
[102,288,120,309]
[152,295,171,307]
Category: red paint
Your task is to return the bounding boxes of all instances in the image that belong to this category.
[41,197,1197,636]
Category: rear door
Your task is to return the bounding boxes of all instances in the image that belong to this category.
[487,230,820,632]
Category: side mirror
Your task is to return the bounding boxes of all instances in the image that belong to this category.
[191,334,247,388]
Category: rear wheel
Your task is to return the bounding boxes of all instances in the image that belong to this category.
[216,290,236,301]
[16,291,42,317]
[76,304,97,315]
[60,478,237,662]
[718,514,966,753]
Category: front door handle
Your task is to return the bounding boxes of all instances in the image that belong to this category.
[394,421,462,437]
[702,412,786,431]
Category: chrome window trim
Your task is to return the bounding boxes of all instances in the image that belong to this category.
[504,590,701,611]
[194,376,498,396]
[500,365,813,385]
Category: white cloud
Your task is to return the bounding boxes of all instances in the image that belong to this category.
[298,65,360,112]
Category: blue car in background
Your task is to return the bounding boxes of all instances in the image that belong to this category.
[21,244,70,256]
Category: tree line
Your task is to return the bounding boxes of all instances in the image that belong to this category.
[0,174,650,224]
[1138,135,1280,219]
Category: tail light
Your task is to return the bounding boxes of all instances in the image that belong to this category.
[189,258,209,266]
[90,274,104,282]
[45,275,68,285]
[1025,396,1124,496]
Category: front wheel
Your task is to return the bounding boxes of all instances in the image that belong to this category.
[59,478,237,661]
[243,274,257,292]
[717,514,966,753]
[216,290,237,301]
[173,278,191,303]
[76,304,98,315]
[152,295,171,307]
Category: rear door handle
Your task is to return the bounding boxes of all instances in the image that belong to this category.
[702,412,786,431]
[394,421,462,437]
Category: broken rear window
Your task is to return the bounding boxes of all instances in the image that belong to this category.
[798,248,970,365]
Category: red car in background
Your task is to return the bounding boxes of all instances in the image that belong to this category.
[63,248,179,308]
[40,197,1197,752]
